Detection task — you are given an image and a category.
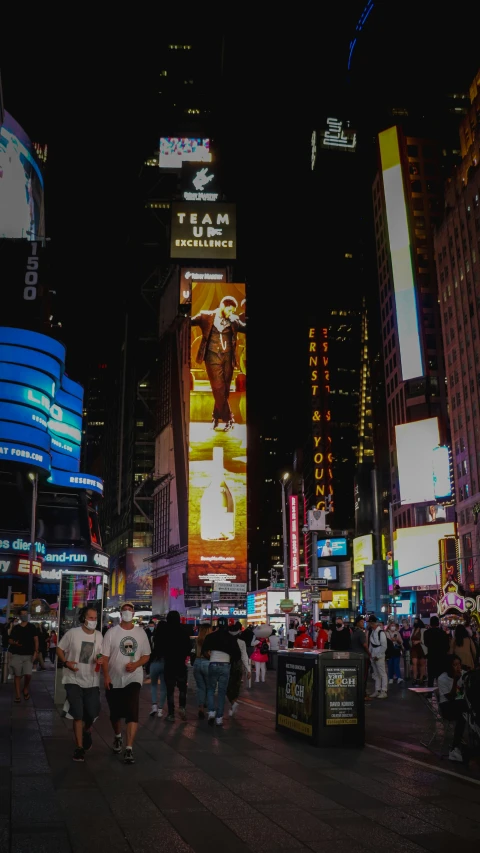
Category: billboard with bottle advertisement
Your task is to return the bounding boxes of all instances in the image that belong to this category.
[187,281,247,587]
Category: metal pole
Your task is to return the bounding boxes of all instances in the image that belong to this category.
[281,480,289,638]
[389,501,396,620]
[6,585,12,623]
[27,474,38,607]
[311,530,319,624]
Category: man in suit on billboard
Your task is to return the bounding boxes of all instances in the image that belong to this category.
[191,295,246,432]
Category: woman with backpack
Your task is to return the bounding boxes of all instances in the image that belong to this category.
[251,634,269,683]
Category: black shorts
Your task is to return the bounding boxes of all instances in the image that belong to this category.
[65,684,100,724]
[106,682,141,724]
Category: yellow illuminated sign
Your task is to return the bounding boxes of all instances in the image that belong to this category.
[309,327,333,510]
[353,534,373,573]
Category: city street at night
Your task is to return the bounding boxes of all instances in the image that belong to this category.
[2,669,480,853]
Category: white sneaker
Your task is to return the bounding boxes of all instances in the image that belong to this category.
[229,702,239,717]
[388,679,393,685]
[377,692,387,699]
[369,691,379,698]
[157,709,163,718]
[448,747,463,762]
[215,717,223,726]
[397,678,403,684]
[149,704,158,717]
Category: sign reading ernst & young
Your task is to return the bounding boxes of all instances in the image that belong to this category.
[171,202,236,260]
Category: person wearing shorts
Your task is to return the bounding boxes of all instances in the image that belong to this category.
[102,602,151,764]
[8,608,38,702]
[56,605,103,762]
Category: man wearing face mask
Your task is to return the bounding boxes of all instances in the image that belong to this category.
[56,606,103,762]
[101,602,151,764]
[330,617,352,651]
[8,607,38,703]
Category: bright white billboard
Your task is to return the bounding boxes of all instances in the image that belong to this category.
[394,523,456,588]
[396,418,451,504]
[159,137,211,169]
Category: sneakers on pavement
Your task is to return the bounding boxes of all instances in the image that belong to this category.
[448,747,463,762]
[215,717,224,726]
[166,713,175,722]
[149,704,158,717]
[73,747,85,762]
[123,747,135,764]
[397,678,404,684]
[377,692,388,700]
[229,702,239,717]
[388,679,393,684]
[208,712,215,726]
[179,707,187,721]
[369,691,379,698]
[82,731,93,752]
[112,735,123,753]
[157,709,163,718]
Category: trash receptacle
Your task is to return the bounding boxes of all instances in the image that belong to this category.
[276,649,365,747]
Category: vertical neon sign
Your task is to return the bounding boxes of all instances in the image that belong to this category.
[379,126,424,382]
[289,495,300,588]
[309,327,333,511]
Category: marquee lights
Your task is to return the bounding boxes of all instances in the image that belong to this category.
[309,327,334,510]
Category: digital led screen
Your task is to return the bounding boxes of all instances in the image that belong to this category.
[180,267,226,305]
[395,418,451,504]
[159,137,212,169]
[0,111,45,240]
[317,537,347,558]
[182,162,220,202]
[322,590,349,609]
[317,565,337,581]
[47,470,104,495]
[426,504,447,523]
[379,126,424,382]
[394,523,456,588]
[319,117,357,153]
[188,281,247,586]
[170,202,236,260]
[353,533,373,573]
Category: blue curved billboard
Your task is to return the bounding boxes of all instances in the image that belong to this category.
[0,327,103,495]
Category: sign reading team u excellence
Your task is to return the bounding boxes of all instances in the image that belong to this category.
[187,281,247,587]
[170,202,236,260]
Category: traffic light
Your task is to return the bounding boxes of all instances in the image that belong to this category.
[394,584,401,598]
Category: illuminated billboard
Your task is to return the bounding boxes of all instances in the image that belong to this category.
[125,548,152,607]
[353,533,373,573]
[0,111,45,240]
[317,565,337,581]
[379,126,424,382]
[317,537,347,558]
[182,162,220,202]
[170,202,236,260]
[319,117,357,153]
[188,282,247,587]
[289,495,300,587]
[396,418,452,504]
[394,523,456,588]
[180,267,226,305]
[308,327,333,511]
[0,327,103,493]
[159,137,211,169]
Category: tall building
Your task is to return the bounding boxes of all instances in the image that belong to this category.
[81,359,110,475]
[434,69,480,591]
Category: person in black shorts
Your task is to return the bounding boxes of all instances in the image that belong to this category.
[101,602,151,764]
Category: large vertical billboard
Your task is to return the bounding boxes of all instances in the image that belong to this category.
[379,126,424,382]
[289,495,300,587]
[395,418,452,504]
[0,111,45,240]
[308,327,333,510]
[188,282,247,586]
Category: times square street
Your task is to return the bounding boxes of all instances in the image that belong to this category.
[2,667,480,853]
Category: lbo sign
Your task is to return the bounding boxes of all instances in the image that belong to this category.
[308,327,333,510]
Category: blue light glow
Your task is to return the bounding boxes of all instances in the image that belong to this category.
[347,1,374,70]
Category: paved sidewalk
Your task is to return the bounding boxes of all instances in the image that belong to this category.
[2,668,480,853]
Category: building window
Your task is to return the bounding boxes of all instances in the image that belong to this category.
[153,481,170,556]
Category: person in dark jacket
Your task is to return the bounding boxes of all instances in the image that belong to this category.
[202,617,241,726]
[163,611,192,722]
[424,615,450,687]
[330,618,352,651]
[149,620,168,718]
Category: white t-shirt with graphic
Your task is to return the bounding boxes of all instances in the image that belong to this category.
[58,627,103,689]
[102,624,151,688]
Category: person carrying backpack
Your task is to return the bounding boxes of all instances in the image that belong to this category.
[368,615,388,699]
[251,635,269,683]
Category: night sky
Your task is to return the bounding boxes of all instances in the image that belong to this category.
[1,5,479,435]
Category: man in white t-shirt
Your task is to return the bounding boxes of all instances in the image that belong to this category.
[437,654,468,762]
[102,601,151,764]
[57,605,103,762]
[368,615,388,699]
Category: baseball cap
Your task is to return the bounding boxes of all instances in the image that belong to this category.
[121,601,135,611]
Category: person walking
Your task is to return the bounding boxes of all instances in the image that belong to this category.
[36,623,48,670]
[56,606,103,762]
[202,616,241,726]
[149,620,168,718]
[48,628,58,665]
[251,634,270,681]
[8,607,38,703]
[351,615,371,698]
[386,623,403,685]
[193,623,213,719]
[450,624,477,672]
[330,617,352,651]
[368,615,388,699]
[424,615,450,686]
[226,622,251,716]
[411,618,427,685]
[101,601,151,764]
[163,610,192,722]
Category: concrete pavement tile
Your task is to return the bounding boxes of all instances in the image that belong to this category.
[169,770,260,817]
[12,752,50,774]
[403,833,464,853]
[406,803,480,838]
[105,791,164,823]
[0,778,11,817]
[142,779,206,811]
[55,788,111,817]
[308,780,384,810]
[122,818,195,853]
[222,816,306,851]
[12,776,60,824]
[165,809,255,853]
[256,806,351,843]
[0,818,9,851]
[11,828,72,853]
[222,776,284,803]
[67,822,131,853]
[324,817,429,853]
[431,794,480,821]
[357,807,439,835]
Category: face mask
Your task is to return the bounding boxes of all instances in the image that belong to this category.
[21,614,29,623]
[336,623,343,629]
[85,620,97,630]
[121,611,134,623]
